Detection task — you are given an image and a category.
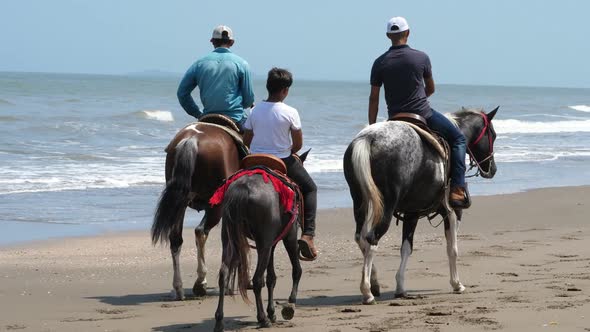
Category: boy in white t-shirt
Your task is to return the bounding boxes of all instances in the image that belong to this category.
[243,68,318,261]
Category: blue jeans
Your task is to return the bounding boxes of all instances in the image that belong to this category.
[426,110,466,187]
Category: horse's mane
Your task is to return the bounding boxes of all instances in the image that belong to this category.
[446,107,483,127]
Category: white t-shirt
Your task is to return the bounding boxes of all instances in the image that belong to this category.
[243,101,302,158]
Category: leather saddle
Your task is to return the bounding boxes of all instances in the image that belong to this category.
[241,153,287,174]
[389,113,448,161]
[198,114,249,159]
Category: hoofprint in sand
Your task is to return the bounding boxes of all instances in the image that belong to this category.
[1,186,589,331]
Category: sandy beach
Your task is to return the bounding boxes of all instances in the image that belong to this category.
[1,186,589,332]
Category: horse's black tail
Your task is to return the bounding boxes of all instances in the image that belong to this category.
[222,182,251,303]
[151,137,197,245]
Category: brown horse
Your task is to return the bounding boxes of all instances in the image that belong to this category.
[151,122,241,300]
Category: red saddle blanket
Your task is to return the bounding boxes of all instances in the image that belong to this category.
[209,167,298,214]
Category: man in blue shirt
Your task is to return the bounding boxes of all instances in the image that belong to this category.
[177,25,255,128]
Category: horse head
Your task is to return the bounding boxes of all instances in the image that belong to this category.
[295,148,311,164]
[454,106,499,179]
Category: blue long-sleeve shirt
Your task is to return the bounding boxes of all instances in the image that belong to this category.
[177,48,255,122]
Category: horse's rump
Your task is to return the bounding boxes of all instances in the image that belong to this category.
[345,122,447,226]
[163,123,242,207]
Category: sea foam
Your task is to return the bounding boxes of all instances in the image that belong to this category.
[494,119,590,134]
[140,110,174,122]
[569,105,590,113]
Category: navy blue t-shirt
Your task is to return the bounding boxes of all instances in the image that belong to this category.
[370,45,433,119]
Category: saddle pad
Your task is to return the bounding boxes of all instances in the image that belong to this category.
[241,154,287,174]
[209,167,299,214]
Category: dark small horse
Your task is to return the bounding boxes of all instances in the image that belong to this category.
[213,165,306,331]
[152,122,241,300]
[343,107,498,304]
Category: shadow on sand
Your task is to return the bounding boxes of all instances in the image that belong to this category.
[152,316,251,332]
[87,288,221,306]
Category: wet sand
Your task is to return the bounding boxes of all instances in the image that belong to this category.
[1,186,589,331]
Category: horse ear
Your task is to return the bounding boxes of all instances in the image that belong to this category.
[487,106,499,121]
[298,148,311,163]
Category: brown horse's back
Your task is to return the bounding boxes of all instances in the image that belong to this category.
[165,123,240,207]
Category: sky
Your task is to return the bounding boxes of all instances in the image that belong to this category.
[1,0,589,88]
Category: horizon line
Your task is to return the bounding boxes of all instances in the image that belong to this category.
[1,70,588,90]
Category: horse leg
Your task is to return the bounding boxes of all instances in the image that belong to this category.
[214,228,230,332]
[444,209,465,293]
[253,247,273,328]
[395,215,418,297]
[193,207,221,297]
[169,225,184,300]
[265,248,277,323]
[352,200,377,305]
[281,227,301,320]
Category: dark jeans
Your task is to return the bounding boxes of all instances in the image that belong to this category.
[282,155,317,237]
[426,110,467,187]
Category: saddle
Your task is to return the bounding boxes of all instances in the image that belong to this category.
[240,153,287,174]
[197,114,250,159]
[199,113,240,132]
[389,113,448,159]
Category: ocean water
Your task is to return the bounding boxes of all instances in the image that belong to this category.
[1,72,589,245]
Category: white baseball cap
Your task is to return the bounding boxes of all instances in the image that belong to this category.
[212,25,233,40]
[386,17,409,34]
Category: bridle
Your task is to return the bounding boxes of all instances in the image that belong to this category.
[466,112,495,178]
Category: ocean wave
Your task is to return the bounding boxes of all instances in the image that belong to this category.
[136,110,174,122]
[0,175,164,195]
[494,119,590,134]
[569,105,590,113]
[495,150,590,163]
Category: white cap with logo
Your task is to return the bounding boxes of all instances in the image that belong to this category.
[212,25,234,40]
[386,17,409,34]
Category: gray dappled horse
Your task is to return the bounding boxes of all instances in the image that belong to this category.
[343,107,498,304]
[213,165,306,331]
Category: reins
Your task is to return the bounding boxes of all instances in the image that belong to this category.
[466,112,495,178]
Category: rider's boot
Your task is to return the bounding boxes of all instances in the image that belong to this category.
[450,185,471,209]
[298,234,318,261]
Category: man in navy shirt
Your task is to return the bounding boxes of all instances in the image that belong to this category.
[369,16,470,208]
[177,25,255,129]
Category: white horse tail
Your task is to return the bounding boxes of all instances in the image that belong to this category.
[351,137,384,229]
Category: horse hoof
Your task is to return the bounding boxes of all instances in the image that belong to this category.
[281,304,295,320]
[362,297,376,305]
[213,322,224,332]
[394,292,407,299]
[453,283,466,294]
[192,283,207,297]
[268,314,277,323]
[258,319,272,328]
[172,289,185,301]
[370,284,381,297]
